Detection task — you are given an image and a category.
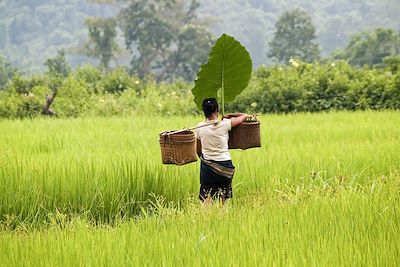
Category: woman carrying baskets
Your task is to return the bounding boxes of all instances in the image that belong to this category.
[195,98,248,203]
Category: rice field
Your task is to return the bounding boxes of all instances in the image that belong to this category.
[0,111,399,266]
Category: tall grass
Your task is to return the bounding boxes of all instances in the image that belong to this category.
[0,177,399,266]
[0,111,399,265]
[0,111,399,226]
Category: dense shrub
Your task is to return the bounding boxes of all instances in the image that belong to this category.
[53,76,91,117]
[101,68,140,94]
[7,74,47,95]
[75,65,103,94]
[228,60,400,114]
[0,61,399,119]
[0,91,19,118]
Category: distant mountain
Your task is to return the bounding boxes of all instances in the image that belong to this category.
[1,0,399,72]
[0,0,117,73]
[199,0,400,66]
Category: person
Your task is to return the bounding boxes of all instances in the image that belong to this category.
[195,98,248,203]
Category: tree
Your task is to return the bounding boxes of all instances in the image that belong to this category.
[163,24,214,81]
[44,49,71,78]
[333,28,400,67]
[0,55,17,89]
[84,17,119,72]
[43,49,71,115]
[268,9,320,64]
[119,0,214,81]
[384,55,400,73]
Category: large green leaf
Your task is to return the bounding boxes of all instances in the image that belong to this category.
[191,34,253,113]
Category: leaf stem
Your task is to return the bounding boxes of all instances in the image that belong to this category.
[221,55,225,117]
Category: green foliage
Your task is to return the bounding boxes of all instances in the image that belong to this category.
[1,0,400,72]
[227,60,400,113]
[268,9,320,64]
[191,34,253,114]
[166,25,214,81]
[0,84,51,119]
[84,17,118,72]
[119,0,214,81]
[101,68,138,94]
[333,28,400,67]
[1,61,399,119]
[53,76,90,117]
[44,49,71,78]
[0,55,17,89]
[134,79,198,117]
[75,65,103,94]
[0,0,115,73]
[7,74,46,95]
[0,91,19,118]
[384,55,400,73]
[200,0,400,66]
[16,86,51,118]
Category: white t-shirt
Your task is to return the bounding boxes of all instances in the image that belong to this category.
[195,118,232,161]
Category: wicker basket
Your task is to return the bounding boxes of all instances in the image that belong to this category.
[159,130,198,165]
[228,121,261,150]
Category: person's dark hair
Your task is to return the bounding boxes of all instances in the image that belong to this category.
[202,98,218,118]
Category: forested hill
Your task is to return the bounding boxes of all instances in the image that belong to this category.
[0,0,118,72]
[1,0,399,72]
[199,0,400,66]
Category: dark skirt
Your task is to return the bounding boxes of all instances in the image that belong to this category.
[199,159,235,201]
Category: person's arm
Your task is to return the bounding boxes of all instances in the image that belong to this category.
[196,139,202,158]
[230,113,248,128]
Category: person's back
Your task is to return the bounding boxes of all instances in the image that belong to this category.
[196,118,231,161]
[195,98,247,203]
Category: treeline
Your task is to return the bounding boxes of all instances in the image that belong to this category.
[3,1,399,82]
[200,0,400,66]
[0,0,115,72]
[1,58,399,119]
[1,0,399,72]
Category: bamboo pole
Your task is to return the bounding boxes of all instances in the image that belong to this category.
[160,120,219,136]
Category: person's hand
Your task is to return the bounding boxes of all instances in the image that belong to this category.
[230,113,248,127]
[222,114,233,119]
[223,113,239,119]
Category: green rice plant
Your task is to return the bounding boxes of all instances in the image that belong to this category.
[0,174,398,266]
[0,111,399,265]
[0,111,399,227]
